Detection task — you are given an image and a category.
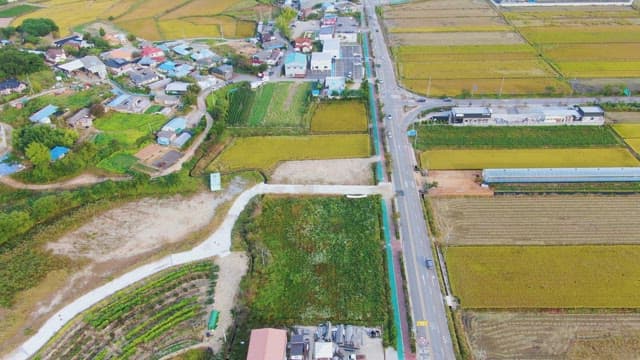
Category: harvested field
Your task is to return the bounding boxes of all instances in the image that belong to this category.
[463,311,640,360]
[432,195,640,245]
[310,101,368,133]
[420,148,639,170]
[389,32,523,46]
[116,18,162,41]
[446,245,640,308]
[608,112,640,123]
[271,157,376,185]
[208,135,371,173]
[385,16,506,30]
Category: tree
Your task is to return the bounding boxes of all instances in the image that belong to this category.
[19,18,58,37]
[0,47,46,79]
[25,142,49,167]
[274,7,298,39]
[13,125,78,154]
[99,27,106,37]
[126,33,136,42]
[90,103,105,118]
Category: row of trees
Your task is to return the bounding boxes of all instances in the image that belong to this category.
[0,47,46,79]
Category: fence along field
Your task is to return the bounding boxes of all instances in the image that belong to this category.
[445,245,640,308]
[13,0,258,39]
[431,195,640,246]
[420,148,639,170]
[463,311,640,359]
[37,261,219,360]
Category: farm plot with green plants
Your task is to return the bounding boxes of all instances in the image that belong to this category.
[413,125,621,150]
[229,195,393,357]
[445,245,640,309]
[208,134,371,173]
[311,101,369,133]
[37,261,219,360]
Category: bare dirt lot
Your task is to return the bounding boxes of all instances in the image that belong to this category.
[0,179,250,356]
[608,112,640,123]
[464,311,640,360]
[426,170,493,197]
[432,195,640,245]
[389,31,523,46]
[271,157,376,185]
[207,252,248,352]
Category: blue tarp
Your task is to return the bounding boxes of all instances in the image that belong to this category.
[0,154,22,176]
[50,146,70,161]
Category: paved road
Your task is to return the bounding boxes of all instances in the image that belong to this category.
[364,1,456,359]
[6,182,392,360]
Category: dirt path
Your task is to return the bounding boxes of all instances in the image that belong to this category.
[427,170,493,196]
[283,82,300,109]
[271,157,379,185]
[0,173,131,190]
[0,122,13,156]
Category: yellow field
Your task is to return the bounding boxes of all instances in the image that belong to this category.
[520,26,640,44]
[389,25,511,33]
[542,43,640,61]
[613,124,640,139]
[311,102,368,133]
[404,78,570,97]
[556,61,640,78]
[116,18,162,41]
[400,59,554,80]
[625,139,640,154]
[118,0,190,22]
[209,135,371,173]
[160,0,237,19]
[13,0,117,34]
[420,148,639,169]
[158,19,221,39]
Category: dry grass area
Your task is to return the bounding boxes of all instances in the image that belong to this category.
[0,179,251,356]
[426,170,492,197]
[608,112,640,123]
[463,311,640,360]
[271,157,376,185]
[433,195,640,245]
[389,31,524,47]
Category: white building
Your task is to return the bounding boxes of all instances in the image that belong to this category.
[448,105,605,126]
[311,52,333,72]
[322,38,341,59]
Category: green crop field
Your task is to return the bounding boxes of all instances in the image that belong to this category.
[446,245,640,308]
[38,261,218,359]
[94,113,167,146]
[96,152,138,174]
[229,195,392,358]
[311,101,368,132]
[414,125,620,150]
[420,148,639,169]
[228,83,311,128]
[0,4,38,17]
[209,134,370,173]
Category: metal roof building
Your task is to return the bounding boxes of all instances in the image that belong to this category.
[483,167,640,183]
[29,104,59,123]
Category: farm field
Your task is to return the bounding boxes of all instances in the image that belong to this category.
[208,134,370,173]
[445,245,640,308]
[413,125,620,150]
[94,113,166,146]
[311,101,368,133]
[431,195,640,245]
[37,261,218,359]
[230,196,391,357]
[420,148,639,170]
[613,124,640,153]
[227,82,312,128]
[12,0,259,39]
[463,311,640,359]
[493,181,640,194]
[0,4,39,18]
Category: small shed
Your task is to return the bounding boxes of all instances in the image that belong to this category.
[67,108,93,128]
[314,342,334,360]
[50,146,70,161]
[157,130,176,146]
[172,132,192,148]
[162,117,187,133]
[30,104,59,124]
[210,172,221,191]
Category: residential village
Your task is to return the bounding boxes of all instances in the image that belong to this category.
[0,0,366,177]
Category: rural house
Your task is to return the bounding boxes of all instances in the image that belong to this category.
[284,52,308,78]
[165,81,190,95]
[246,328,287,360]
[141,46,165,61]
[210,65,233,81]
[129,69,160,87]
[66,108,93,128]
[29,104,59,124]
[317,26,335,41]
[311,52,333,71]
[0,79,26,95]
[45,48,67,63]
[294,37,313,53]
[104,58,134,76]
[322,38,341,59]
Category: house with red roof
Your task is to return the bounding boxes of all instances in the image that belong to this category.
[246,328,287,360]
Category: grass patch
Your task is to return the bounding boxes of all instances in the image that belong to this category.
[94,113,167,146]
[96,152,138,173]
[446,245,640,308]
[249,82,311,127]
[209,134,371,173]
[414,125,621,150]
[228,195,391,357]
[0,4,38,18]
[420,148,639,170]
[311,101,368,133]
[144,105,164,114]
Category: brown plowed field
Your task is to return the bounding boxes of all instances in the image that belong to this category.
[464,311,640,359]
[432,195,640,245]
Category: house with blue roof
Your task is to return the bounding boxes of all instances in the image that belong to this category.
[162,117,186,133]
[158,61,176,73]
[0,79,26,95]
[29,104,59,124]
[172,44,192,56]
[284,52,307,78]
[50,146,70,161]
[170,64,194,78]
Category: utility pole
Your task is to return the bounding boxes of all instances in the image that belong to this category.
[426,75,431,98]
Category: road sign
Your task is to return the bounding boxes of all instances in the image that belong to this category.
[416,320,429,327]
[407,129,417,137]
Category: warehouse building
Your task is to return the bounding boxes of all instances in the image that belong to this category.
[449,105,604,126]
[483,167,640,183]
